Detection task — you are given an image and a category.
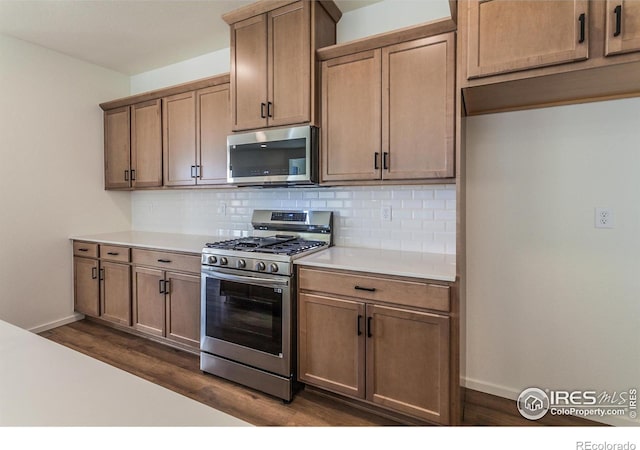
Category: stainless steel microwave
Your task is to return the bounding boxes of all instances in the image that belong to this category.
[227,125,319,187]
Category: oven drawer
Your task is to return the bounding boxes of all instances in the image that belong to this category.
[298,267,450,312]
[100,245,131,262]
[73,241,98,258]
[131,248,200,273]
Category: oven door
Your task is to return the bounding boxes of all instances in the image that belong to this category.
[200,267,291,377]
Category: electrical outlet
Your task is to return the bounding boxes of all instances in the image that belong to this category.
[219,202,227,216]
[381,206,392,222]
[595,207,614,229]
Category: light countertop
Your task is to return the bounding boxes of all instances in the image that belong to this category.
[0,319,250,426]
[295,246,457,282]
[71,230,224,254]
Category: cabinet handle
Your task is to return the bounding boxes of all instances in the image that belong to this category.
[191,165,196,178]
[260,102,266,119]
[99,268,105,281]
[196,165,201,178]
[578,13,586,43]
[357,315,363,336]
[164,280,171,295]
[91,267,98,280]
[367,317,373,338]
[374,152,380,170]
[157,259,172,263]
[355,285,376,292]
[159,279,165,294]
[131,169,136,181]
[267,101,273,118]
[78,248,89,252]
[614,5,622,37]
[124,170,129,181]
[107,252,119,256]
[383,152,389,170]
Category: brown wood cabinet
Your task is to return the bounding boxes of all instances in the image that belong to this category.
[73,242,131,325]
[100,74,231,190]
[466,0,589,79]
[99,260,131,326]
[132,250,201,349]
[163,85,231,187]
[73,255,100,317]
[319,29,455,183]
[297,266,454,424]
[103,100,162,190]
[225,0,339,131]
[605,0,640,55]
[459,0,640,115]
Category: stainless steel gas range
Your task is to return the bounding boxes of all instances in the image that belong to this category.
[200,210,332,401]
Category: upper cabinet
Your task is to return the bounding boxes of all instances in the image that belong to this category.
[459,0,640,115]
[104,100,162,190]
[163,84,231,187]
[605,0,640,56]
[466,0,589,79]
[318,22,456,183]
[100,74,231,190]
[224,0,341,132]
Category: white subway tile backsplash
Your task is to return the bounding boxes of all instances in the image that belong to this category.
[132,185,456,254]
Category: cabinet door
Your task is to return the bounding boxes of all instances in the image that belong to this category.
[321,50,382,182]
[366,304,450,424]
[267,1,310,127]
[382,33,455,180]
[131,100,162,188]
[298,293,366,398]
[197,84,231,185]
[165,272,201,348]
[163,92,197,186]
[73,257,99,317]
[100,261,131,326]
[231,14,268,131]
[466,0,589,79]
[104,106,131,189]
[606,0,640,55]
[132,267,165,337]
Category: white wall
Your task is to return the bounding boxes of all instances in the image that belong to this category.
[465,98,640,426]
[0,35,131,331]
[337,0,450,43]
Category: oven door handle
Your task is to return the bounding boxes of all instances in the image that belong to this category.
[202,269,289,288]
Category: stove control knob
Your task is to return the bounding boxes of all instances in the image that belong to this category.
[256,262,266,271]
[207,256,217,264]
[219,257,228,266]
[237,259,246,269]
[269,263,279,273]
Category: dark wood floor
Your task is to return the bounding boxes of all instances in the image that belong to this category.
[40,319,600,427]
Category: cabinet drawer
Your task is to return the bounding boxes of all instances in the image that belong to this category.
[100,245,131,263]
[298,267,450,312]
[73,241,98,258]
[132,249,200,274]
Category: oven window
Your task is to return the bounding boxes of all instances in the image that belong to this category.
[205,278,282,356]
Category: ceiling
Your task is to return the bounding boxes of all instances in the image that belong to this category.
[0,0,383,75]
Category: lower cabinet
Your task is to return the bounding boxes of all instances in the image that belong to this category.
[73,255,100,317]
[72,240,201,352]
[132,267,201,348]
[298,267,453,424]
[132,249,201,349]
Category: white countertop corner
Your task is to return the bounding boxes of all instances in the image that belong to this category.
[294,246,457,282]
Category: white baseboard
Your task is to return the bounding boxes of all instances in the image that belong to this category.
[462,376,640,427]
[29,313,84,334]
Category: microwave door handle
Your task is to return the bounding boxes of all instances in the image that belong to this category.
[202,269,289,288]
